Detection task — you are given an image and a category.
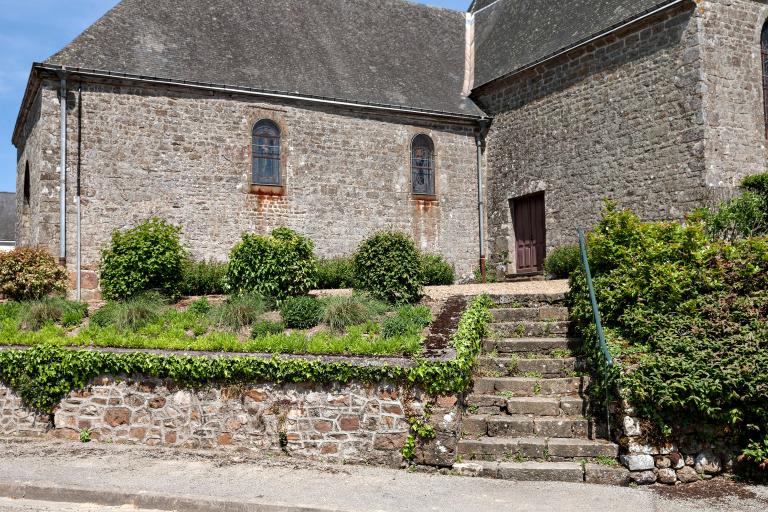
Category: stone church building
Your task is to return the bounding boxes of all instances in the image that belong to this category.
[12,0,768,298]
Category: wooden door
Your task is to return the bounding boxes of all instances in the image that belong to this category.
[513,193,546,273]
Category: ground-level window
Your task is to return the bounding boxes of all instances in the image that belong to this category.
[252,120,281,186]
[762,21,768,138]
[23,162,30,205]
[411,134,435,196]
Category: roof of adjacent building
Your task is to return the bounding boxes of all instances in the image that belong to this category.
[0,193,16,242]
[45,0,482,117]
[473,0,681,88]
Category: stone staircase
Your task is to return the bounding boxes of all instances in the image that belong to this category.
[455,292,624,483]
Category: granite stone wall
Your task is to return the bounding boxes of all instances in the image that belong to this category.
[474,3,708,272]
[15,80,480,299]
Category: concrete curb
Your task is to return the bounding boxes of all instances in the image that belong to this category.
[0,482,347,512]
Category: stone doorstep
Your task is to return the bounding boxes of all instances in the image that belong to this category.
[489,293,567,307]
[490,307,569,323]
[491,338,581,354]
[464,414,590,439]
[457,437,618,460]
[465,395,587,417]
[476,356,580,378]
[472,376,589,396]
[455,461,585,483]
[490,321,572,338]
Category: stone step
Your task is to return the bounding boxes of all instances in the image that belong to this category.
[455,461,585,483]
[464,414,591,438]
[457,436,618,461]
[472,376,589,397]
[486,337,581,355]
[477,356,582,377]
[490,293,566,308]
[490,321,572,338]
[490,307,569,323]
[466,395,586,416]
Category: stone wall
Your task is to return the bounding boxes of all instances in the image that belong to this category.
[1,376,461,467]
[15,79,480,299]
[474,2,708,272]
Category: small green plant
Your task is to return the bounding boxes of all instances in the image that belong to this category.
[181,259,228,296]
[352,231,423,305]
[316,257,355,290]
[320,295,379,332]
[473,266,498,283]
[467,405,479,414]
[421,254,455,286]
[543,244,581,279]
[513,323,526,337]
[279,296,322,329]
[595,455,619,466]
[533,382,542,395]
[79,428,92,443]
[402,434,417,460]
[0,247,67,301]
[227,227,317,300]
[187,297,212,315]
[18,297,88,331]
[100,218,187,300]
[550,348,573,358]
[209,293,267,330]
[251,320,285,338]
[90,292,165,331]
[521,371,542,378]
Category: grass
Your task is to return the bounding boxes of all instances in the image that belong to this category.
[18,297,88,331]
[595,455,619,466]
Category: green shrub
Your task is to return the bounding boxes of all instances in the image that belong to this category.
[227,227,317,300]
[543,245,581,279]
[421,254,455,286]
[0,248,67,301]
[208,293,267,330]
[381,305,432,339]
[90,293,165,331]
[352,231,423,305]
[251,320,285,338]
[187,297,211,315]
[316,258,355,289]
[0,302,22,322]
[100,218,187,300]
[279,296,322,329]
[742,173,768,197]
[320,295,379,332]
[19,298,87,331]
[181,259,228,296]
[696,172,768,241]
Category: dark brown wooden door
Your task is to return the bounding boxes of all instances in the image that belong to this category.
[513,193,546,273]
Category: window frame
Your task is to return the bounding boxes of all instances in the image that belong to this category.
[23,161,30,206]
[410,134,436,199]
[251,119,283,188]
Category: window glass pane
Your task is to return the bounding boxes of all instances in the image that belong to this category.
[411,135,434,196]
[252,120,281,185]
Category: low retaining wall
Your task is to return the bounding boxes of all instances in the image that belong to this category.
[0,378,461,467]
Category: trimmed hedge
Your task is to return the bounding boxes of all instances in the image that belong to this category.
[421,254,455,286]
[353,231,423,305]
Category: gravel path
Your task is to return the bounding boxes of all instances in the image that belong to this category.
[313,279,570,300]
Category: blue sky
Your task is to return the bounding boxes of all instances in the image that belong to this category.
[0,0,470,192]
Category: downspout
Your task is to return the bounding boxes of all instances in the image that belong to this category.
[76,84,82,300]
[58,70,68,265]
[476,119,491,283]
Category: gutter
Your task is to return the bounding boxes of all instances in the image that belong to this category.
[472,0,686,91]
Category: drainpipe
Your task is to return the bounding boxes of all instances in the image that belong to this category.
[76,84,82,301]
[58,70,68,265]
[475,118,491,283]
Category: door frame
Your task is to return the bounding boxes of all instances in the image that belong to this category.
[510,191,546,275]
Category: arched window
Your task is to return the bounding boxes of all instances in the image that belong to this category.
[411,134,435,196]
[252,120,281,185]
[762,22,768,138]
[23,162,30,205]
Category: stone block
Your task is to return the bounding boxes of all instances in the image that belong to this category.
[676,465,699,483]
[694,450,722,475]
[621,454,655,471]
[657,468,677,484]
[629,470,657,485]
[584,465,631,486]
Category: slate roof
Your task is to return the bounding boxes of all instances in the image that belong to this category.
[0,193,16,242]
[473,0,682,88]
[45,0,482,117]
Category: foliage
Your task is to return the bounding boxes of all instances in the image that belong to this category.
[90,292,165,331]
[543,244,581,279]
[100,218,187,300]
[181,259,228,296]
[569,202,768,469]
[208,293,267,330]
[421,254,455,286]
[352,231,423,305]
[0,296,492,412]
[0,247,67,301]
[19,298,87,331]
[696,172,768,241]
[382,305,433,339]
[250,320,285,339]
[226,227,318,300]
[320,294,388,332]
[279,296,322,329]
[187,297,211,315]
[316,258,355,290]
[473,266,498,283]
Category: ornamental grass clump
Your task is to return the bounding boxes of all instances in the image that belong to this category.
[320,294,389,333]
[19,297,88,331]
[279,296,322,329]
[90,292,165,332]
[181,259,228,296]
[0,247,67,301]
[352,231,423,305]
[208,292,267,330]
[316,257,355,290]
[382,305,433,339]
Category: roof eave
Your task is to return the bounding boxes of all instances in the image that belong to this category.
[11,65,43,148]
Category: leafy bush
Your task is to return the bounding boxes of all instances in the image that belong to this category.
[320,294,388,332]
[0,247,67,300]
[227,227,317,300]
[696,172,768,241]
[251,320,285,339]
[279,296,322,329]
[90,292,165,331]
[181,259,228,296]
[0,302,22,322]
[316,258,355,290]
[382,305,432,339]
[352,231,423,305]
[208,293,267,330]
[19,298,87,331]
[421,254,455,286]
[570,202,768,469]
[543,245,581,279]
[100,218,187,300]
[187,297,211,315]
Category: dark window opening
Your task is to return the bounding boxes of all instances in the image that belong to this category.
[23,162,30,205]
[411,134,435,196]
[252,120,281,186]
[762,22,768,138]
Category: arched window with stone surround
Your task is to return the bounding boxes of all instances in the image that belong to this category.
[252,120,281,186]
[762,21,768,138]
[411,134,435,196]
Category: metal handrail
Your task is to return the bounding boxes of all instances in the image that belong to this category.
[577,228,614,439]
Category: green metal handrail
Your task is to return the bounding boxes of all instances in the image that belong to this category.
[577,228,613,439]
